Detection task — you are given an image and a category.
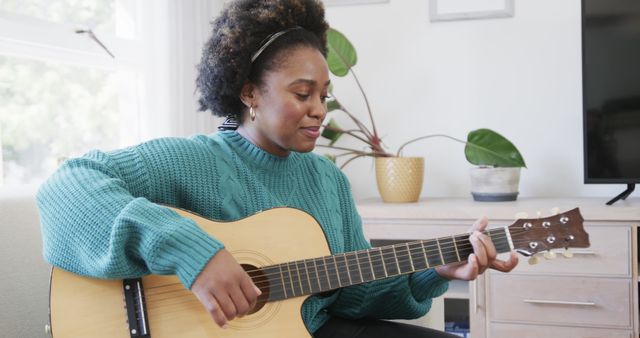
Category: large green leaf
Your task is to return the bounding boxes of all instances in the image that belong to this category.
[321,118,343,145]
[326,98,340,112]
[326,28,357,77]
[465,129,526,167]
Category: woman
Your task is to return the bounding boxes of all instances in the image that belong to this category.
[37,0,518,337]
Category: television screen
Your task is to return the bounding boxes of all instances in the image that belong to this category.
[583,0,640,183]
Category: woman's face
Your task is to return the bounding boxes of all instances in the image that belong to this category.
[239,46,330,157]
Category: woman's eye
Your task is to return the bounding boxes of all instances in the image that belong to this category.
[320,95,329,103]
[296,93,310,101]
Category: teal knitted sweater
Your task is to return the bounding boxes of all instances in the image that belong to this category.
[37,131,448,333]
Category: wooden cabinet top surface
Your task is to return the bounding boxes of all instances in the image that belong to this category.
[356,197,640,222]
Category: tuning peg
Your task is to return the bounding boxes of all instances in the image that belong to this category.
[515,212,528,219]
[528,255,539,265]
[550,207,560,215]
[562,249,573,258]
[544,251,557,260]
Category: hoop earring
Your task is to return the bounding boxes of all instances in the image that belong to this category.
[250,106,256,121]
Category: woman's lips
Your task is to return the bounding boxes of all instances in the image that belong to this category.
[301,126,321,138]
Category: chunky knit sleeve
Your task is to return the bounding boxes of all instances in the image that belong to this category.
[37,138,225,288]
[327,171,449,320]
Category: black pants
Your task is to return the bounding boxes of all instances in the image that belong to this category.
[314,316,460,338]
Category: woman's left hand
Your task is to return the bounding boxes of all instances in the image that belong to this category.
[435,217,519,281]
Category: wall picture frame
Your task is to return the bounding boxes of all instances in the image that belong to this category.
[323,0,389,6]
[429,0,514,22]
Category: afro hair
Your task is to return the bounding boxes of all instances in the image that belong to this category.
[196,0,329,119]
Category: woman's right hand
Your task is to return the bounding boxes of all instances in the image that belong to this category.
[191,249,262,328]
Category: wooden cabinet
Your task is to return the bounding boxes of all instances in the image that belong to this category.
[357,198,640,338]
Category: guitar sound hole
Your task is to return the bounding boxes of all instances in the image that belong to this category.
[242,264,269,314]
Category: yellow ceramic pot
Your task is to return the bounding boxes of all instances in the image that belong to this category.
[375,157,424,203]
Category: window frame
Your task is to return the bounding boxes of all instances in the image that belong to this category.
[0,0,160,189]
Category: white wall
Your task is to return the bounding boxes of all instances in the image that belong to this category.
[324,0,628,200]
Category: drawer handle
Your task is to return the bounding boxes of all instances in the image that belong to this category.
[523,299,596,306]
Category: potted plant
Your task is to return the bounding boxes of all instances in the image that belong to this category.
[320,28,526,202]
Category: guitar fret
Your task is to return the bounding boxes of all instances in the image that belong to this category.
[406,243,415,271]
[491,228,512,253]
[393,244,412,274]
[344,253,362,285]
[438,236,458,264]
[322,256,332,290]
[281,263,294,297]
[393,246,401,273]
[421,241,430,268]
[312,259,322,293]
[342,254,353,285]
[366,249,376,280]
[288,262,301,296]
[296,260,310,295]
[455,234,474,259]
[356,251,373,282]
[315,256,330,292]
[275,264,287,299]
[452,235,461,262]
[353,252,364,283]
[408,242,428,270]
[302,260,312,293]
[423,239,442,267]
[381,246,399,276]
[370,248,387,278]
[297,261,306,294]
[435,238,445,264]
[334,254,349,287]
[332,256,342,288]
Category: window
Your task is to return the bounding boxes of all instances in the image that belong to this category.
[0,0,151,189]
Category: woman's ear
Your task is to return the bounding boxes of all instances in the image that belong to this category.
[239,81,257,108]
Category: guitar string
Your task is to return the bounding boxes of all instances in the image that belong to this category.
[239,226,556,279]
[143,229,511,292]
[142,232,549,299]
[142,235,542,304]
[142,223,568,294]
[142,228,562,293]
[243,237,533,292]
[140,220,579,303]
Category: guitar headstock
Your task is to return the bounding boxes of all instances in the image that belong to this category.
[507,208,590,257]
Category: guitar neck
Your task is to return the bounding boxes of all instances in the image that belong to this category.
[258,227,512,301]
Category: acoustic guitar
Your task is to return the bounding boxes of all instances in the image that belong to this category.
[47,206,589,338]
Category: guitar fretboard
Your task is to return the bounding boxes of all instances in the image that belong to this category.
[255,227,512,301]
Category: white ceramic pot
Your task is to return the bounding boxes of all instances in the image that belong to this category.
[469,167,521,201]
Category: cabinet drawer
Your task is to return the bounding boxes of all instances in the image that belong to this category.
[489,274,632,328]
[491,323,632,338]
[509,226,631,276]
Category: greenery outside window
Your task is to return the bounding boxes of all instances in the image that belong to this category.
[0,0,147,189]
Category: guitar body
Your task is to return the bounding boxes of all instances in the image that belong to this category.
[49,207,332,338]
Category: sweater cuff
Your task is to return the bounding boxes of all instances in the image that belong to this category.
[147,213,224,289]
[409,269,449,301]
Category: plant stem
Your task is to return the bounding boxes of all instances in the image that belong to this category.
[324,125,372,146]
[349,68,379,139]
[330,93,374,139]
[340,154,370,169]
[316,144,392,157]
[339,104,388,155]
[396,134,467,157]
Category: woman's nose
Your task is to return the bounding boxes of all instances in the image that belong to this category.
[309,97,326,121]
